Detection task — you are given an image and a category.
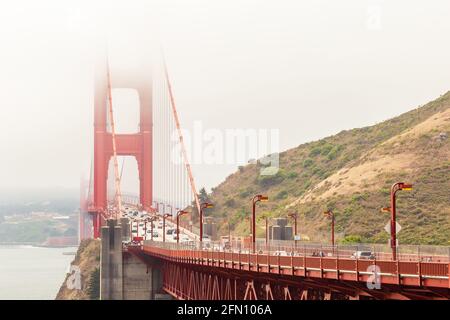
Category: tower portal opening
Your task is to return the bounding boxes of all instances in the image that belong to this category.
[107,156,140,205]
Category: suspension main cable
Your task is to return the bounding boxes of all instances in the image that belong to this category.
[106,58,123,219]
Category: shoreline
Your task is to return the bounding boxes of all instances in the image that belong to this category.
[0,242,79,249]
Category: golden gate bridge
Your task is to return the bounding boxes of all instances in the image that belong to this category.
[78,51,450,300]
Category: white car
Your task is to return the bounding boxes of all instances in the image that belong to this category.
[351,251,375,260]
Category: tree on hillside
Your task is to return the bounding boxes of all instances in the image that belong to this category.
[198,188,210,203]
[191,187,212,219]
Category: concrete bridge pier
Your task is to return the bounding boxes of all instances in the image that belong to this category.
[100,219,123,300]
[100,219,170,300]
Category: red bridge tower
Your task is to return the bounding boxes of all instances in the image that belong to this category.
[89,61,153,238]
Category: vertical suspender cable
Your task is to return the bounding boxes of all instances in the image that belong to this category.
[164,70,168,211]
[162,56,202,217]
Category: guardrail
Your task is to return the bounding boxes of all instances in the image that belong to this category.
[144,239,450,262]
[138,240,450,289]
[227,239,450,263]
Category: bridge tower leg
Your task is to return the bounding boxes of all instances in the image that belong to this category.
[92,57,153,238]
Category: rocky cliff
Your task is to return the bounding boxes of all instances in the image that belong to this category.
[55,239,100,300]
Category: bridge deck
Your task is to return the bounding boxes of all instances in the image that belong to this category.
[140,242,450,290]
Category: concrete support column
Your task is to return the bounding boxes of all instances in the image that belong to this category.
[111,225,124,299]
[152,267,164,299]
[100,219,123,300]
[100,225,111,300]
[101,218,169,300]
[120,217,130,242]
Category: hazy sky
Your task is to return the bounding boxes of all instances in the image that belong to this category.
[1,0,449,193]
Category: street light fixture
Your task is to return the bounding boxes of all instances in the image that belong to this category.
[323,210,335,248]
[382,182,413,260]
[251,195,268,252]
[176,210,189,244]
[200,202,214,242]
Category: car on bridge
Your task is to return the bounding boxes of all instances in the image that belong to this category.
[172,233,186,241]
[351,251,375,260]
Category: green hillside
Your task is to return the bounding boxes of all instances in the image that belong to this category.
[199,92,450,245]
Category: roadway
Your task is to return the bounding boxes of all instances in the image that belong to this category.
[120,204,197,244]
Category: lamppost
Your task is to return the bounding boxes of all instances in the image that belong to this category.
[265,216,269,245]
[149,216,157,241]
[143,218,147,239]
[200,202,214,242]
[136,219,140,238]
[228,221,232,246]
[288,212,298,247]
[323,210,335,248]
[176,210,188,244]
[251,195,268,252]
[382,182,413,260]
[161,213,172,243]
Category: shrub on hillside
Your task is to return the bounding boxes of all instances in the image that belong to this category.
[340,235,363,244]
[256,169,286,187]
[302,158,314,168]
[275,190,289,200]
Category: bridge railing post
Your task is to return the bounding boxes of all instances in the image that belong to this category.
[448,261,450,289]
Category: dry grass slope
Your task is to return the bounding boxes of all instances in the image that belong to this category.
[203,91,450,245]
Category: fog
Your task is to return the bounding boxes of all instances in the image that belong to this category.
[0,0,449,193]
